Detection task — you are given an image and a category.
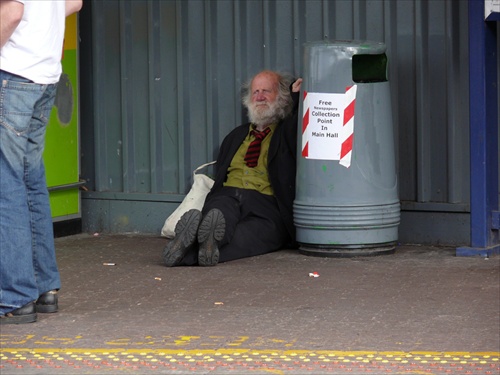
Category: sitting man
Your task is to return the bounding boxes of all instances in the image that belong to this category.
[163,70,302,266]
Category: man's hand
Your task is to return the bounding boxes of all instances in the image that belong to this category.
[66,0,82,17]
[292,78,303,93]
[0,0,24,49]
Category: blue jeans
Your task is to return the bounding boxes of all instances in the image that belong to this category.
[0,70,61,314]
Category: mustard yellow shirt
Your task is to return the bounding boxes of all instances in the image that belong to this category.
[223,124,276,195]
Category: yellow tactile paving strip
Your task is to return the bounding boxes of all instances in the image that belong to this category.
[1,349,498,373]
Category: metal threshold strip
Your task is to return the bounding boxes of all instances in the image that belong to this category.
[47,181,86,192]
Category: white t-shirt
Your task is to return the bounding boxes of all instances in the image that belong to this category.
[0,0,66,84]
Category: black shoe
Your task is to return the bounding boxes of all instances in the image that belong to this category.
[163,209,202,266]
[198,208,225,266]
[36,290,58,313]
[0,302,37,325]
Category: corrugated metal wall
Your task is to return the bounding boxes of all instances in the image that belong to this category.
[79,0,472,244]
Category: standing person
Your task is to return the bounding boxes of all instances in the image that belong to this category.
[0,0,83,324]
[163,70,302,267]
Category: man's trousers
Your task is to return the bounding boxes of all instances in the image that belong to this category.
[180,186,290,265]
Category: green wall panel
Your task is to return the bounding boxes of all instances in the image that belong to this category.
[44,14,80,221]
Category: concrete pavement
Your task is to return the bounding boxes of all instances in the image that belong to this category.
[1,233,499,374]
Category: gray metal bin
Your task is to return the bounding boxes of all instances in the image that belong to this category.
[294,40,400,257]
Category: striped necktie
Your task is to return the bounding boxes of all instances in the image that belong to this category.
[244,127,271,168]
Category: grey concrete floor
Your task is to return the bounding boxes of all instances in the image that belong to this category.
[1,233,499,374]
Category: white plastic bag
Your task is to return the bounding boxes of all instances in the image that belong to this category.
[161,161,215,238]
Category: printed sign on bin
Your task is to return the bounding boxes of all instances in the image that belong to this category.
[301,85,357,168]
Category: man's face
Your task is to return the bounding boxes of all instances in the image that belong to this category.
[251,73,279,107]
[248,73,280,126]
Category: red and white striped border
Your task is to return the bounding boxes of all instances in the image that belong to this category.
[339,85,357,168]
[301,91,310,158]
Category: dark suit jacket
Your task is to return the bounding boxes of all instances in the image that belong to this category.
[206,91,300,242]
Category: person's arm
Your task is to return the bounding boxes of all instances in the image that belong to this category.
[289,77,303,111]
[66,0,82,17]
[0,0,24,49]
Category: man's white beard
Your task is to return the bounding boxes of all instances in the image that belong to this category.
[247,100,283,127]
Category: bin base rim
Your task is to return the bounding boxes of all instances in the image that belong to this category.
[298,242,396,258]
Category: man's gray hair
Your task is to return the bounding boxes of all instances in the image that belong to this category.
[242,71,294,121]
